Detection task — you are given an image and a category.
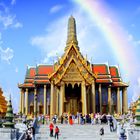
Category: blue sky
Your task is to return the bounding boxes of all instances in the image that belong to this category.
[0,0,140,112]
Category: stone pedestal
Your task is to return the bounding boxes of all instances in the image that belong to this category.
[127,127,140,140]
[0,128,18,140]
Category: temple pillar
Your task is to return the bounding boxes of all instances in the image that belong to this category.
[56,87,59,115]
[91,81,96,114]
[59,82,64,116]
[122,87,128,113]
[44,85,47,115]
[87,88,90,114]
[99,84,102,114]
[117,87,121,114]
[25,88,28,116]
[22,90,25,114]
[108,85,111,114]
[34,88,37,117]
[50,81,54,118]
[81,81,87,115]
[20,89,22,113]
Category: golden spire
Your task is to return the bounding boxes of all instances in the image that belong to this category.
[65,15,79,51]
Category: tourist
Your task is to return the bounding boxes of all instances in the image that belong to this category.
[109,117,114,132]
[64,114,68,124]
[42,115,45,124]
[61,114,64,124]
[55,126,60,139]
[49,122,54,137]
[69,115,73,125]
[25,127,32,140]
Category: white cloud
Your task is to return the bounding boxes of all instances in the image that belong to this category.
[50,5,64,13]
[0,2,22,29]
[132,77,140,102]
[11,0,16,5]
[0,15,15,28]
[13,22,23,28]
[0,47,14,64]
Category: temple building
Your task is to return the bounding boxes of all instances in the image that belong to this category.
[18,16,128,117]
[0,87,7,116]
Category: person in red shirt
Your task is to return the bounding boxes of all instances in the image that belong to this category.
[55,126,59,139]
[49,122,54,137]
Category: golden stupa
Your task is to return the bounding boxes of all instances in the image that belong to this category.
[0,87,7,116]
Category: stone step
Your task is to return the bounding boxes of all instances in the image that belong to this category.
[35,124,119,140]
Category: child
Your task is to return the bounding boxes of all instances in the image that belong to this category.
[55,126,59,139]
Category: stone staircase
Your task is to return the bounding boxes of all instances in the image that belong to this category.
[35,125,48,140]
[35,124,119,140]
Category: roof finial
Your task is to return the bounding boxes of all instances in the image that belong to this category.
[65,15,79,51]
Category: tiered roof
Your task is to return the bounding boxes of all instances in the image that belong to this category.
[19,63,127,88]
[19,65,53,88]
[92,64,127,86]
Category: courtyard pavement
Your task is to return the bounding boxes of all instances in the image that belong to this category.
[35,124,119,140]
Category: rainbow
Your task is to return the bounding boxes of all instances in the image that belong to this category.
[73,0,138,81]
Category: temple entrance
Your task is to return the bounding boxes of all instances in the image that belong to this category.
[64,83,81,115]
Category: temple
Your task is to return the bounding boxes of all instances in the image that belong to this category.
[0,87,7,116]
[18,16,128,117]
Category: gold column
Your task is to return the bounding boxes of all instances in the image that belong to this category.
[50,81,54,118]
[56,88,59,115]
[59,82,64,116]
[20,89,22,113]
[34,88,37,117]
[87,88,90,114]
[108,85,111,114]
[44,85,47,115]
[99,84,102,114]
[122,87,128,113]
[25,88,28,116]
[22,90,25,114]
[82,81,87,115]
[91,81,96,114]
[117,87,121,114]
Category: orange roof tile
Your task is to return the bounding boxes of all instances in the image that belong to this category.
[37,65,53,75]
[92,64,109,75]
[26,67,36,78]
[109,66,120,78]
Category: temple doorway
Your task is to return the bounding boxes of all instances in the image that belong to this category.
[64,83,82,114]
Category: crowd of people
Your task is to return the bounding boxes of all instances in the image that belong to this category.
[24,112,133,140]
